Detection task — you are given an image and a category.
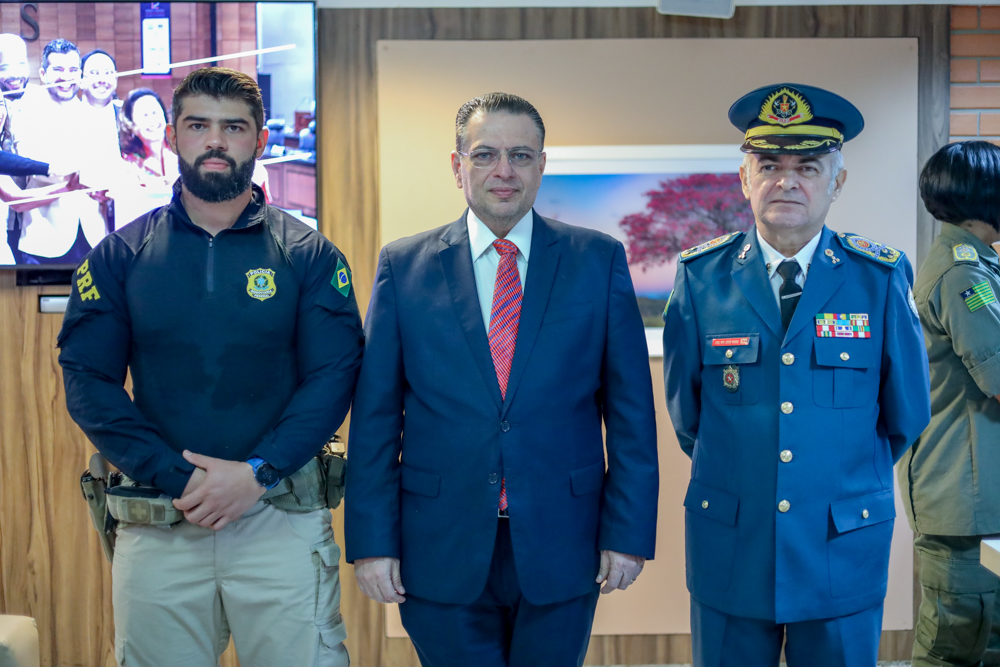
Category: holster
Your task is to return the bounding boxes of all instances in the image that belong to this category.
[79,452,117,564]
[261,435,347,512]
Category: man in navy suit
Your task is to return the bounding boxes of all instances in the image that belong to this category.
[345,92,659,667]
[663,83,931,666]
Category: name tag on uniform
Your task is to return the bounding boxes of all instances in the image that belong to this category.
[711,337,751,347]
[815,313,871,338]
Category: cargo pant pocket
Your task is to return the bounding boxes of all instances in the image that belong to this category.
[915,587,994,663]
[318,622,350,666]
[311,539,347,637]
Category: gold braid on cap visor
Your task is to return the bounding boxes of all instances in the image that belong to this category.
[744,124,844,141]
[743,125,844,151]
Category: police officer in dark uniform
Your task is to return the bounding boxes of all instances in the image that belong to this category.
[58,68,362,666]
[663,83,931,667]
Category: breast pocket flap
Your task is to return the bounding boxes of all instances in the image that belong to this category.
[684,479,739,526]
[703,334,759,366]
[570,461,605,496]
[400,464,441,498]
[830,489,895,534]
[814,338,874,369]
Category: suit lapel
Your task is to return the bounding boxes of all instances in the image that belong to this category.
[732,229,784,339]
[502,212,560,418]
[784,226,844,345]
[439,214,503,412]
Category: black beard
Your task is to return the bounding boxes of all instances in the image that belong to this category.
[178,149,256,203]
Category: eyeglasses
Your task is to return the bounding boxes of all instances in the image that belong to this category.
[457,148,541,169]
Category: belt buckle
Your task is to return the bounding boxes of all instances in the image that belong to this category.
[498,507,509,518]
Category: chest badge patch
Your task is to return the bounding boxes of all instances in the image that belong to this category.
[723,365,740,392]
[246,268,276,301]
[815,313,871,338]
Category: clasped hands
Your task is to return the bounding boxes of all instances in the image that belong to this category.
[172,450,265,531]
[355,550,645,604]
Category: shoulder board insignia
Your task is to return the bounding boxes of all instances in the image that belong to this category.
[679,232,743,263]
[953,244,979,264]
[836,233,903,267]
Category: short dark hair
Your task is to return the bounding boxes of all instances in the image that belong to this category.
[81,48,116,71]
[120,88,168,159]
[455,92,545,152]
[172,67,265,134]
[41,38,79,71]
[920,141,1000,231]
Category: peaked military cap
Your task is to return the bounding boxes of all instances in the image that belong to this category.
[728,83,864,155]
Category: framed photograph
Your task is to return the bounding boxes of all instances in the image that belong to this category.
[535,144,748,357]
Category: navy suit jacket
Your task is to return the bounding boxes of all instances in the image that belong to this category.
[345,210,659,606]
[663,226,930,622]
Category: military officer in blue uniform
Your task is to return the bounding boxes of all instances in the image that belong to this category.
[663,83,931,667]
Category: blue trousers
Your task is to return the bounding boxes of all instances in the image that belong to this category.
[691,597,884,667]
[398,520,600,667]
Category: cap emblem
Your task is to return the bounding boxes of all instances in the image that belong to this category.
[760,87,814,127]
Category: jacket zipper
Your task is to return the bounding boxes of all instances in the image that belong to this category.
[206,236,215,293]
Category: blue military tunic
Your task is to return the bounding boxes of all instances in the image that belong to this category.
[663,225,930,623]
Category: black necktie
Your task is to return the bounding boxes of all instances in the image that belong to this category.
[777,260,802,330]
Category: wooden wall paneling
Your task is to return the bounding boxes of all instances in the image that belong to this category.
[317,6,949,666]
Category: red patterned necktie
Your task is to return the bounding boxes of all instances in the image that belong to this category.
[488,238,522,512]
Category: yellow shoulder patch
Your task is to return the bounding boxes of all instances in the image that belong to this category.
[953,244,979,264]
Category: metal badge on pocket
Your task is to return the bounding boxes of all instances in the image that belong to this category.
[723,365,740,392]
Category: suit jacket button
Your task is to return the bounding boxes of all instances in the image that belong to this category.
[781,402,793,414]
[489,473,498,484]
[862,509,869,519]
[782,353,795,365]
[701,500,709,509]
[778,500,791,513]
[500,421,510,432]
[725,349,733,359]
[840,352,850,361]
[780,450,793,463]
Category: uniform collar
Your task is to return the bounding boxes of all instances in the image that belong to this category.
[169,180,268,233]
[467,207,533,262]
[756,226,823,279]
[939,223,1000,266]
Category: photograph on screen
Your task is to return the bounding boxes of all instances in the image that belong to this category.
[534,145,749,328]
[0,1,317,269]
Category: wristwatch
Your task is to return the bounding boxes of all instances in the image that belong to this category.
[247,457,280,490]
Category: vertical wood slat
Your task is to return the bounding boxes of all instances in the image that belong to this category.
[316,6,949,666]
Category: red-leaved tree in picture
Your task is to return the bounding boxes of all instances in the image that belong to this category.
[619,173,754,269]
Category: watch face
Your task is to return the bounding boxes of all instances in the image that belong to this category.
[256,463,279,488]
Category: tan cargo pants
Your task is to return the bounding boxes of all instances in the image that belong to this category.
[111,500,348,667]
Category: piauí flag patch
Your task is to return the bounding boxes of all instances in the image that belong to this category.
[961,280,996,313]
[332,258,351,297]
[815,313,871,338]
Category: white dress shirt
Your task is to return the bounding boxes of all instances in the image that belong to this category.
[467,208,533,331]
[756,227,823,307]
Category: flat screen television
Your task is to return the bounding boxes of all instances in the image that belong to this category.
[0,1,317,271]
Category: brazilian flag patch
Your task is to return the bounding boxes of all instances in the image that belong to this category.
[332,257,351,297]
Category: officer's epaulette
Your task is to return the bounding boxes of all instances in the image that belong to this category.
[835,232,904,267]
[678,231,743,263]
[952,244,980,264]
